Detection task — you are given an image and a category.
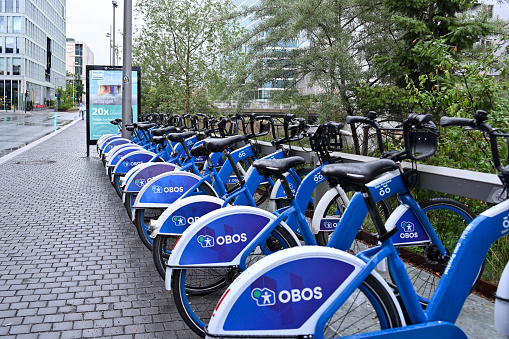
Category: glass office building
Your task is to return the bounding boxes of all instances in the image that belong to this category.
[233,0,299,100]
[0,0,66,110]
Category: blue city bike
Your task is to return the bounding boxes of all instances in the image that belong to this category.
[204,110,507,339]
[149,115,326,280]
[131,115,289,251]
[166,114,476,337]
[164,121,354,337]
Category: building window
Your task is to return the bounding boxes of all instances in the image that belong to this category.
[5,37,13,53]
[0,38,3,53]
[15,0,19,13]
[0,58,4,75]
[7,16,10,33]
[15,37,19,53]
[75,44,82,56]
[12,57,20,75]
[0,17,5,33]
[6,57,10,75]
[5,0,12,12]
[75,66,82,75]
[75,57,82,66]
[13,16,20,33]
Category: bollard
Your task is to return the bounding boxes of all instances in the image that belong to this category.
[54,113,57,131]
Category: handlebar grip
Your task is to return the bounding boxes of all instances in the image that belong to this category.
[440,116,475,128]
[346,116,368,124]
[326,121,345,130]
[406,113,432,125]
[284,113,296,121]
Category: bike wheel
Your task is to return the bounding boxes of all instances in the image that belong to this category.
[322,274,402,337]
[123,192,136,222]
[135,182,216,251]
[172,225,299,337]
[388,197,478,305]
[315,191,392,246]
[153,234,179,280]
[113,175,123,198]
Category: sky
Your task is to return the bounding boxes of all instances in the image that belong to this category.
[66,0,128,66]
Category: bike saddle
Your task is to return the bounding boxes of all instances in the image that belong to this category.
[190,144,208,158]
[152,136,167,145]
[203,135,246,153]
[167,131,196,142]
[151,126,177,137]
[321,159,398,187]
[253,156,305,178]
[137,123,157,130]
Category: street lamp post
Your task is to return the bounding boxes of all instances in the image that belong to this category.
[106,30,112,66]
[112,0,118,66]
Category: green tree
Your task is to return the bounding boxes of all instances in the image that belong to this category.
[231,0,399,153]
[134,0,244,115]
[375,0,493,89]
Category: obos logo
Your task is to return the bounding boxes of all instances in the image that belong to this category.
[502,215,509,235]
[251,287,322,306]
[173,216,200,226]
[197,235,215,248]
[151,186,184,194]
[322,220,338,229]
[251,288,276,306]
[172,216,186,226]
[135,179,146,187]
[123,161,144,167]
[400,221,418,239]
[196,233,248,248]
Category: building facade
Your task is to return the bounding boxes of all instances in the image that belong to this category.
[0,0,66,110]
[65,38,94,102]
[233,0,299,101]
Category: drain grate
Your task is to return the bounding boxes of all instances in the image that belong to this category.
[16,160,56,165]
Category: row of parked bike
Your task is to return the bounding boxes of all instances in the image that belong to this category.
[96,110,509,338]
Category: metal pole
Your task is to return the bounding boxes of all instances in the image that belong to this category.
[122,0,132,139]
[112,1,118,67]
[109,27,112,66]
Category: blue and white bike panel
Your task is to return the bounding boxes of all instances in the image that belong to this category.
[122,163,180,194]
[166,206,300,288]
[112,150,158,177]
[150,195,224,238]
[132,171,217,215]
[102,138,130,155]
[206,246,404,337]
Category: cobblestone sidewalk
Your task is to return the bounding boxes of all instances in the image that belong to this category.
[0,120,199,338]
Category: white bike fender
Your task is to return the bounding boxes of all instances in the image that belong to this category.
[123,162,180,193]
[150,195,225,238]
[132,171,216,210]
[167,206,299,269]
[311,187,349,234]
[207,246,405,337]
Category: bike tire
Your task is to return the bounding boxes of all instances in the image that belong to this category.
[123,192,136,222]
[134,181,216,251]
[153,234,179,280]
[322,274,403,337]
[113,175,123,199]
[171,225,299,338]
[388,197,480,306]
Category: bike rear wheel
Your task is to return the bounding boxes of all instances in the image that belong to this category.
[171,225,299,337]
[388,197,479,305]
[322,274,402,337]
[134,182,216,251]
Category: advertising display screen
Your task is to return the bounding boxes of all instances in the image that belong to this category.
[85,65,141,144]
